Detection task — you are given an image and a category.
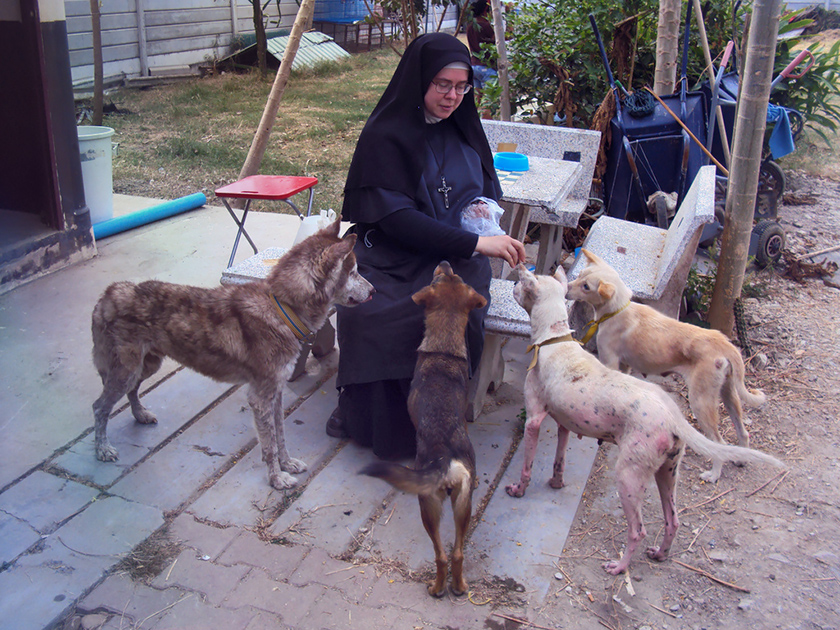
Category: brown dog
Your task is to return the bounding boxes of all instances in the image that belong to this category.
[361,261,486,597]
[91,220,374,490]
[508,265,783,574]
[566,249,766,482]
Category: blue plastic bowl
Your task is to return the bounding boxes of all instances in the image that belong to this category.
[494,152,529,171]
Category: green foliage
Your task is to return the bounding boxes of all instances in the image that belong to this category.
[503,0,737,126]
[683,245,768,323]
[771,38,840,141]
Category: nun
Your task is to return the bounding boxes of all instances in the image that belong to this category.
[330,33,526,459]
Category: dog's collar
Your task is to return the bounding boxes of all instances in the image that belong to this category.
[579,302,631,345]
[526,334,578,371]
[269,294,314,342]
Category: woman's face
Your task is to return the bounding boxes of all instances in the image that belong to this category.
[423,67,470,120]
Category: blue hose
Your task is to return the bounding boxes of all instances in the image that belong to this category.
[93,192,207,239]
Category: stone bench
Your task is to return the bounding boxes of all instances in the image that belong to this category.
[567,164,717,320]
[220,247,335,381]
[481,120,601,274]
[467,165,717,420]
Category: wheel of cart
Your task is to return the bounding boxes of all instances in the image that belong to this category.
[751,219,786,268]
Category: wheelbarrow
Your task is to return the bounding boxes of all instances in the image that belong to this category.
[591,10,708,229]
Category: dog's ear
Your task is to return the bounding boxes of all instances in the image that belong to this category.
[412,285,434,306]
[326,217,342,237]
[470,291,488,311]
[319,234,356,270]
[597,281,615,300]
[582,249,603,265]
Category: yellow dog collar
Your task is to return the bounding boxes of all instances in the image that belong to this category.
[526,334,578,371]
[579,302,630,345]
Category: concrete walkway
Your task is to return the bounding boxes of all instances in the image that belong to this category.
[0,196,597,629]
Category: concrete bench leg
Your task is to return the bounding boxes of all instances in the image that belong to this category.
[288,321,336,381]
[535,224,565,274]
[466,333,506,422]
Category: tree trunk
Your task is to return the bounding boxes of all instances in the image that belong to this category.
[89,0,103,125]
[489,0,510,121]
[653,0,680,95]
[238,0,316,180]
[707,0,781,334]
[252,0,268,79]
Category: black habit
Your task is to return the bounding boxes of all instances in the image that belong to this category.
[336,33,502,458]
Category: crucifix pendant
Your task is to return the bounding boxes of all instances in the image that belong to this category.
[438,176,452,209]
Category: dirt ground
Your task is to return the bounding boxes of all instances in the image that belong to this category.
[532,171,840,630]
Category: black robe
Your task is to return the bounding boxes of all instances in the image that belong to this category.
[335,33,501,458]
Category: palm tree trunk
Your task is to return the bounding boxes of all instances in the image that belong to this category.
[654,0,680,95]
[708,0,782,334]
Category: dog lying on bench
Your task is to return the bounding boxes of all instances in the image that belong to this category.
[507,265,783,574]
[566,249,767,482]
[91,220,374,490]
[361,261,486,596]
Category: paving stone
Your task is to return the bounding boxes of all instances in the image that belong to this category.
[109,387,254,512]
[168,512,240,561]
[243,610,290,630]
[288,547,378,604]
[49,494,164,558]
[216,529,307,581]
[0,541,114,630]
[360,400,521,573]
[0,470,99,533]
[0,511,41,566]
[222,570,324,626]
[53,370,232,487]
[301,591,407,630]
[189,376,344,529]
[148,596,263,630]
[79,572,189,626]
[152,549,250,605]
[268,441,390,554]
[470,431,598,603]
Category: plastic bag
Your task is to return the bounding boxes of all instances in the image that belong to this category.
[461,197,505,236]
[293,208,337,245]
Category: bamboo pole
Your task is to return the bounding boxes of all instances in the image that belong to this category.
[489,0,510,120]
[237,0,316,180]
[692,0,732,167]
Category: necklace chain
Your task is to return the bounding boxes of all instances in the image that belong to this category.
[427,132,452,209]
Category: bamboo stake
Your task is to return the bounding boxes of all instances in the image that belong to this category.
[643,87,729,176]
[238,0,316,180]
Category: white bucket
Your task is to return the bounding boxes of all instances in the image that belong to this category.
[77,126,115,224]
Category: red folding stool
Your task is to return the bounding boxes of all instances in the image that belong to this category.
[215,174,318,267]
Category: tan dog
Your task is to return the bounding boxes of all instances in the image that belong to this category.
[361,261,485,597]
[91,220,374,490]
[507,265,783,574]
[566,249,766,482]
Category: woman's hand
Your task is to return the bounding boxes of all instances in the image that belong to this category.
[475,235,527,268]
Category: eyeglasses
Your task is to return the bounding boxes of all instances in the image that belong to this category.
[431,80,473,95]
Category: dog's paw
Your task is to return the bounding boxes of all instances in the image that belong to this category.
[646,546,669,562]
[450,579,468,597]
[427,582,447,598]
[95,443,119,462]
[133,408,158,425]
[602,559,628,575]
[699,469,721,484]
[280,457,307,474]
[269,472,298,490]
[548,476,565,490]
[505,483,527,498]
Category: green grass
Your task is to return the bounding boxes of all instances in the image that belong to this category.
[102,49,399,210]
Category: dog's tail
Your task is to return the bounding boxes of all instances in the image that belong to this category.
[674,414,783,470]
[723,350,767,408]
[360,459,472,496]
